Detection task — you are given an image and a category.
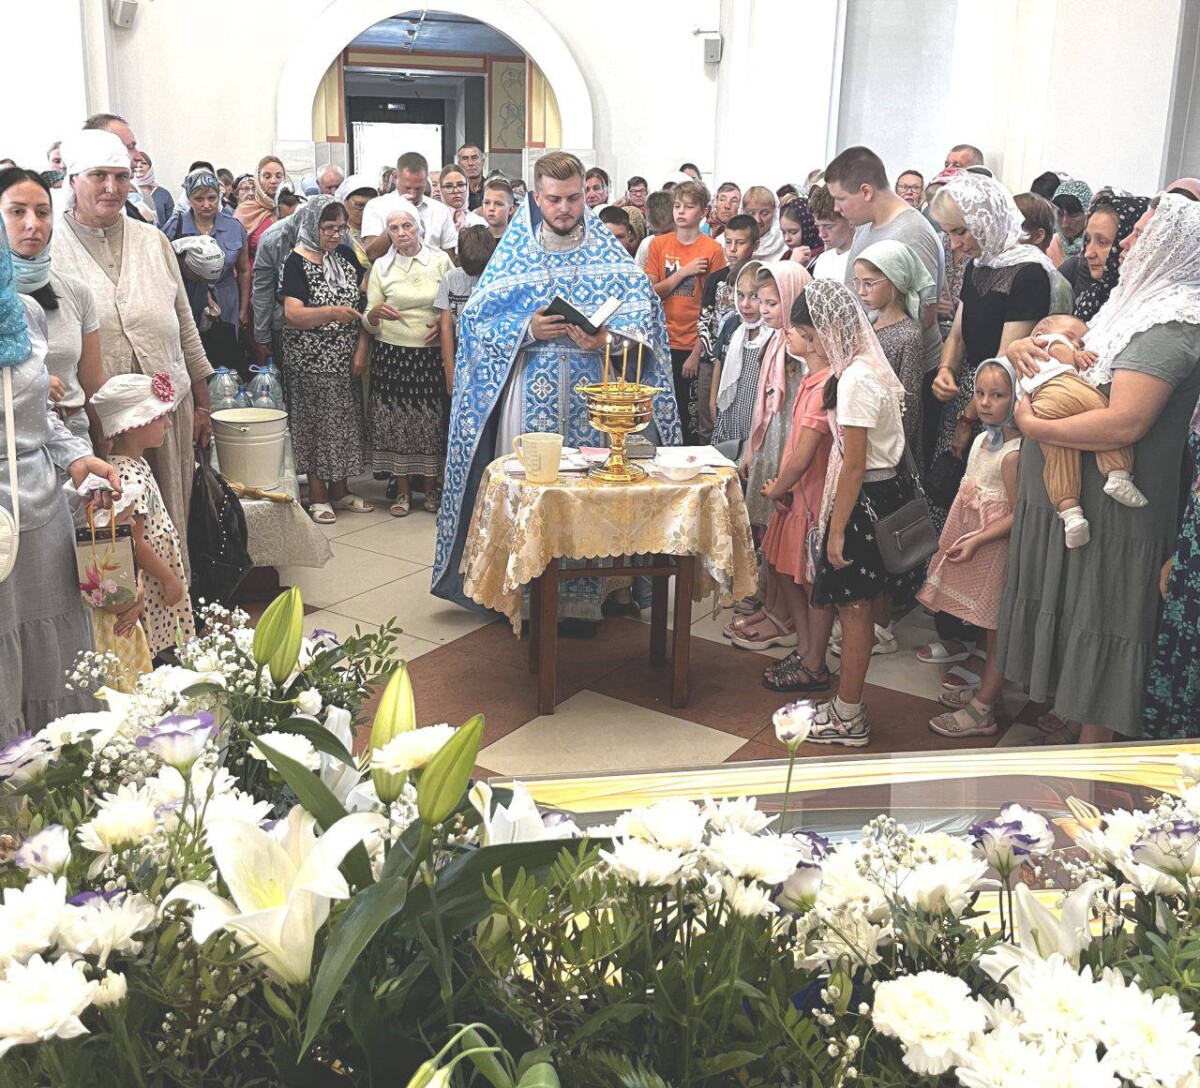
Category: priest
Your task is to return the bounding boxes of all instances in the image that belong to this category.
[433,151,681,629]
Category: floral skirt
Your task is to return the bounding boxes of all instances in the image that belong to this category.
[369,342,448,478]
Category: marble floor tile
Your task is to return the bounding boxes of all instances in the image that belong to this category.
[280,542,425,610]
[329,567,497,644]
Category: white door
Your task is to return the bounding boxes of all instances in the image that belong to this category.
[352,122,444,180]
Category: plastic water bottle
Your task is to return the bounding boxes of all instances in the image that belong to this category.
[208,367,239,413]
[234,384,252,409]
[248,363,285,411]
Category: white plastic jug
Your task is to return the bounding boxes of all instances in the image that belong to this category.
[211,407,289,488]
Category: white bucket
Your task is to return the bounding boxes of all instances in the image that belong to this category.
[211,408,289,489]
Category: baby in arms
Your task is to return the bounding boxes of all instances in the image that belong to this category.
[1019,314,1146,548]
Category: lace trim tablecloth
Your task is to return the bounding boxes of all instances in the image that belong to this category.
[462,459,757,632]
[243,473,333,571]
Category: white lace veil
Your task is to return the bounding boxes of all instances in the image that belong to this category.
[942,174,1056,274]
[804,278,905,529]
[1084,193,1200,382]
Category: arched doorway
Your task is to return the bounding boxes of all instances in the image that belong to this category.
[275,0,594,176]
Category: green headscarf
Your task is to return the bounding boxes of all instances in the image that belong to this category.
[855,239,935,321]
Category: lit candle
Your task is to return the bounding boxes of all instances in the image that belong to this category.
[603,334,611,387]
[635,339,645,386]
[621,341,629,385]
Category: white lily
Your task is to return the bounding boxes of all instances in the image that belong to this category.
[162,806,385,985]
[469,782,579,846]
[1013,879,1102,965]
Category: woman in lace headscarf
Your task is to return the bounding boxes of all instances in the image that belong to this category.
[1000,193,1200,743]
[922,174,1053,671]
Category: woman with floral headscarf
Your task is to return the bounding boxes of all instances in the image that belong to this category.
[998,193,1200,743]
[1046,178,1092,267]
[798,278,919,747]
[922,174,1053,672]
[1069,195,1151,321]
[280,196,373,524]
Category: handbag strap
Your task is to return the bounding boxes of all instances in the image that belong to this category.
[3,368,17,536]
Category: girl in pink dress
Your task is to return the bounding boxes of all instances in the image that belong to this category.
[758,296,835,693]
[918,358,1021,738]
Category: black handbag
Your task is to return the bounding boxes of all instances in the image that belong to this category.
[188,445,253,607]
[926,448,968,509]
[863,446,939,575]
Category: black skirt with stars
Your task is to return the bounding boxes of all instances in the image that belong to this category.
[812,475,925,607]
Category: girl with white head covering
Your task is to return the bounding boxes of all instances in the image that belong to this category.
[918,356,1021,739]
[362,199,454,517]
[998,192,1200,743]
[797,278,920,748]
[279,194,373,524]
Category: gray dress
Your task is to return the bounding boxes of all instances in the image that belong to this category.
[995,321,1200,734]
[745,357,804,528]
[1,298,96,739]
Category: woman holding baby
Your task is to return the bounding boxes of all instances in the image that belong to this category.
[998,192,1200,743]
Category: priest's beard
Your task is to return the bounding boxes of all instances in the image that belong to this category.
[544,210,584,237]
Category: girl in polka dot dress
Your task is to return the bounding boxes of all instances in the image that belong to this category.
[91,373,195,657]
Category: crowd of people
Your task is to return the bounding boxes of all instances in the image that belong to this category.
[1,118,1197,757]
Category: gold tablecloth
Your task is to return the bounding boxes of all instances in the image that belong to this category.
[461,458,758,632]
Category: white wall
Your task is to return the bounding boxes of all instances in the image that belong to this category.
[17,0,1187,201]
[4,0,89,169]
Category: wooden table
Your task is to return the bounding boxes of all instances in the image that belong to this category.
[528,553,696,714]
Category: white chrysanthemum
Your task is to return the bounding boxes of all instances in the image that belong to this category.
[911,832,976,865]
[599,839,690,886]
[997,954,1100,1050]
[202,790,274,827]
[703,828,801,885]
[57,893,157,969]
[615,798,708,852]
[896,857,991,917]
[0,955,98,1057]
[872,971,985,1076]
[1095,968,1200,1088]
[77,783,159,858]
[953,1019,1046,1088]
[250,731,321,772]
[372,724,458,776]
[0,876,68,965]
[719,875,779,918]
[814,844,890,923]
[93,971,128,1009]
[703,796,775,835]
[296,689,323,717]
[37,712,124,751]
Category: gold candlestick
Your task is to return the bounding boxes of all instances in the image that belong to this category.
[603,334,611,386]
[635,340,644,386]
[621,341,629,384]
[575,379,662,483]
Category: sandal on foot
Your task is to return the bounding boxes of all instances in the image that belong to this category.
[390,494,411,518]
[730,613,797,650]
[424,486,442,513]
[918,639,975,664]
[309,502,336,524]
[830,624,897,658]
[942,651,987,692]
[930,701,997,738]
[723,610,767,639]
[763,653,832,693]
[334,493,375,514]
[938,684,980,710]
[734,595,763,616]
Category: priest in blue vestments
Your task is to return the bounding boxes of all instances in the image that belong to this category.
[432,151,682,627]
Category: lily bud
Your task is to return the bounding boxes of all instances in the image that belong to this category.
[251,588,304,685]
[371,665,416,804]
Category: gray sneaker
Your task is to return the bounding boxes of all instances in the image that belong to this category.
[807,701,870,748]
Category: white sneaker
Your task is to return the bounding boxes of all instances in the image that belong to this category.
[1059,506,1091,549]
[829,623,897,658]
[807,700,871,748]
[1103,470,1148,508]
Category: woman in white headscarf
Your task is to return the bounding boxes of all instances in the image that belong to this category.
[919,173,1053,668]
[335,174,380,266]
[362,200,453,517]
[280,195,373,524]
[999,193,1200,743]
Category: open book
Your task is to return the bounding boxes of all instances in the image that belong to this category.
[544,295,622,336]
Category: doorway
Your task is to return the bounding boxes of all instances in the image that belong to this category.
[352,121,444,180]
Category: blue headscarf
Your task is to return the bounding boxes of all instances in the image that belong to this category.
[0,231,31,368]
[975,356,1018,450]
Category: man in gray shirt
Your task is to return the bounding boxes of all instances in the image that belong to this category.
[251,213,302,364]
[826,145,946,375]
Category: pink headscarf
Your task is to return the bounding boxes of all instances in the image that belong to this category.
[742,261,812,468]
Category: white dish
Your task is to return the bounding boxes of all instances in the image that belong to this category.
[656,464,704,482]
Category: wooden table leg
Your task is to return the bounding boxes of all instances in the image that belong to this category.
[649,562,669,666]
[671,555,695,708]
[528,574,541,673]
[537,560,560,714]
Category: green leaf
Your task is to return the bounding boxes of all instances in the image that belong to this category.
[276,716,356,767]
[397,839,577,938]
[179,681,229,699]
[516,1050,556,1082]
[300,876,409,1056]
[516,1063,560,1088]
[695,1050,761,1078]
[252,736,372,890]
[462,1027,514,1088]
[379,818,426,881]
[567,1002,647,1046]
[261,981,297,1023]
[417,714,484,825]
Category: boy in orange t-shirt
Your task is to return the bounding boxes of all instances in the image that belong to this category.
[646,180,727,443]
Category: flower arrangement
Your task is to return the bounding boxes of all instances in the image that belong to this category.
[2,591,1199,1087]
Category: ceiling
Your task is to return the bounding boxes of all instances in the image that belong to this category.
[349,9,522,56]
